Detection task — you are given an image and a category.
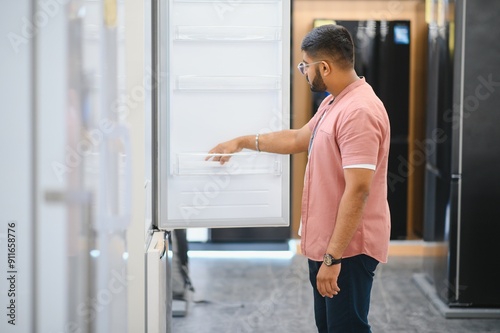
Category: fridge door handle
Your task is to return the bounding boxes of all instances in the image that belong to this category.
[99,124,132,231]
[44,190,92,205]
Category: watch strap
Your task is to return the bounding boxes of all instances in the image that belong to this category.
[323,253,342,266]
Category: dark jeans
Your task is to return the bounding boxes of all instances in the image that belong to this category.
[308,254,379,333]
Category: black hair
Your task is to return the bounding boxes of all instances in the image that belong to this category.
[301,24,354,70]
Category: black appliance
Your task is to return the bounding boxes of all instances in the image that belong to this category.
[424,0,500,307]
[313,20,411,240]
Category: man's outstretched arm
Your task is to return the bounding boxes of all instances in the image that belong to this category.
[206,124,312,164]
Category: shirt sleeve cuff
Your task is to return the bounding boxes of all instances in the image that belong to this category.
[343,164,376,171]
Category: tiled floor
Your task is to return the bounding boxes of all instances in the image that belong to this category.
[172,251,500,333]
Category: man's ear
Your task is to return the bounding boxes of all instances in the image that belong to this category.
[321,61,331,76]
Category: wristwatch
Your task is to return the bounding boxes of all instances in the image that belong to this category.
[323,253,342,266]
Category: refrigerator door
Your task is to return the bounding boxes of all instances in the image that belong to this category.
[1,1,130,331]
[154,0,291,229]
[448,0,500,307]
[379,20,411,240]
[423,22,454,242]
[0,1,34,332]
[83,1,132,331]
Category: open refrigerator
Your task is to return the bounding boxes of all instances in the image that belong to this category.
[145,0,291,331]
[0,0,290,331]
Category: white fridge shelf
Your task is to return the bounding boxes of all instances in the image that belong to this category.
[174,26,282,41]
[174,152,282,175]
[175,75,281,90]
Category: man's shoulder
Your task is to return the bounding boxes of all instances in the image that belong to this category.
[342,86,386,115]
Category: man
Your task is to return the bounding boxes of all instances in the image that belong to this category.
[206,24,391,332]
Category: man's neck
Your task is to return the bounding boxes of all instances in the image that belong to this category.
[328,70,360,97]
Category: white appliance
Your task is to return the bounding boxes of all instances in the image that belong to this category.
[154,0,291,229]
[0,1,131,332]
[1,0,290,331]
[145,0,290,331]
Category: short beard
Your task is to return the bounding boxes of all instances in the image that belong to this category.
[308,67,327,93]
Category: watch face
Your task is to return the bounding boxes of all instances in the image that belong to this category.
[323,254,333,266]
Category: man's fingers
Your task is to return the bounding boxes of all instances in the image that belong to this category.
[317,281,341,298]
[318,282,333,298]
[206,153,230,164]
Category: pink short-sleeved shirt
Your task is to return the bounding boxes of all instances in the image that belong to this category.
[300,77,391,263]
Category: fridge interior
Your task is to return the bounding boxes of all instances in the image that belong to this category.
[154,0,291,230]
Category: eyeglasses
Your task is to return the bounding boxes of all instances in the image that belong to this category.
[297,61,323,75]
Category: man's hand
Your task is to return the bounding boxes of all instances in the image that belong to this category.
[205,138,243,164]
[316,263,341,298]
